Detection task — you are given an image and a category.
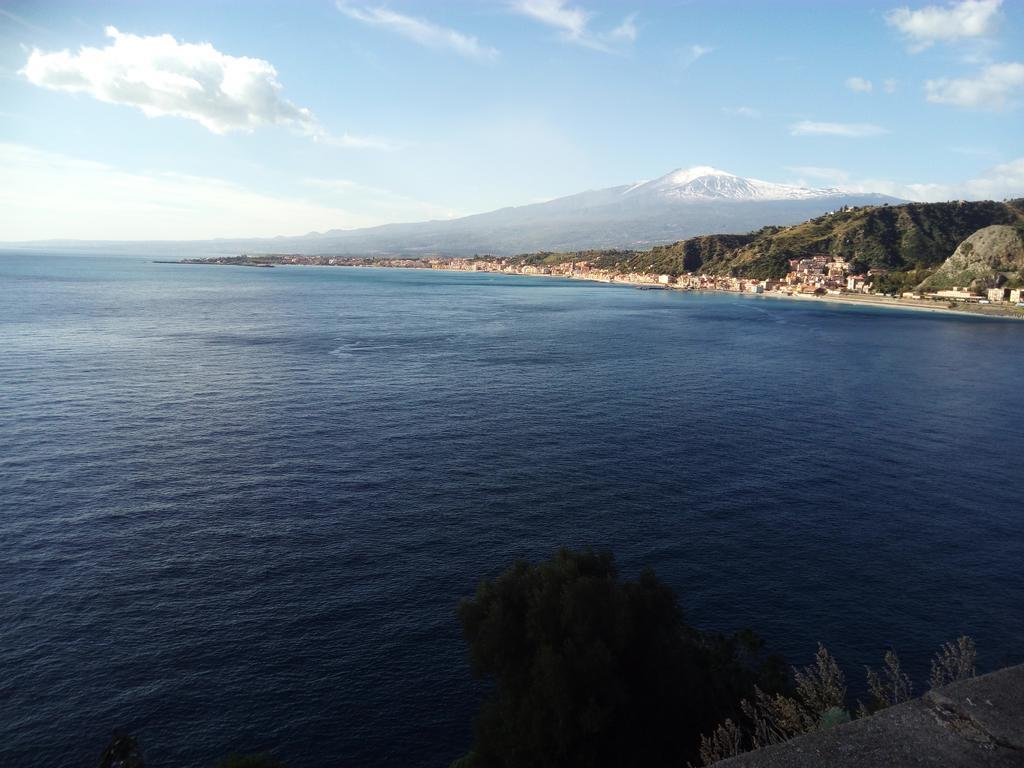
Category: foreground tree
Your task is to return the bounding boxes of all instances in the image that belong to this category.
[98,734,144,768]
[454,548,783,768]
[214,755,284,768]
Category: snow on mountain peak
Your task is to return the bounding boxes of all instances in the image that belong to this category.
[662,166,732,185]
[625,166,842,201]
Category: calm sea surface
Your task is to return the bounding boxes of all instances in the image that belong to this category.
[2,253,1022,767]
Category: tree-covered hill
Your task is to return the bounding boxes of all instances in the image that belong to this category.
[510,199,1024,280]
[708,199,1024,278]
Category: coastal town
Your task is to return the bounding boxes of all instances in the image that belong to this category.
[186,252,1024,312]
[413,254,1024,307]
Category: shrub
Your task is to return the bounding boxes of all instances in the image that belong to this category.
[794,644,846,715]
[861,650,913,715]
[930,636,977,689]
[819,707,851,729]
[698,719,744,765]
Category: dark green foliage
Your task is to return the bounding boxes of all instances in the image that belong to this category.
[456,548,785,768]
[714,201,1023,277]
[633,233,760,275]
[819,707,852,729]
[871,270,933,296]
[214,755,284,768]
[514,249,635,269]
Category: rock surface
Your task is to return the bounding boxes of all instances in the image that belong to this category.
[715,664,1024,767]
[919,225,1024,292]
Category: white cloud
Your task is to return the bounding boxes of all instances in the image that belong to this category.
[883,78,899,93]
[19,26,391,148]
[961,157,1024,198]
[885,0,1002,51]
[845,76,873,93]
[925,61,1024,109]
[683,44,713,66]
[337,3,498,60]
[512,0,637,51]
[723,106,761,119]
[609,13,638,43]
[790,121,889,137]
[515,0,590,38]
[788,157,1024,201]
[21,26,308,134]
[0,143,426,240]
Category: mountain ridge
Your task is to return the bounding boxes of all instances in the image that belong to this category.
[1,166,904,257]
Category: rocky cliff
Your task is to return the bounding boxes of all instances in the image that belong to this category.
[918,224,1024,292]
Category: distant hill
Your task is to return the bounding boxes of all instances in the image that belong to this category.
[513,199,1024,280]
[3,167,902,258]
[239,167,902,257]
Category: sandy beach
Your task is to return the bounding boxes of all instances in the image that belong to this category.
[751,289,1024,320]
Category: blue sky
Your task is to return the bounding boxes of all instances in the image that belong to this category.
[1,0,1022,239]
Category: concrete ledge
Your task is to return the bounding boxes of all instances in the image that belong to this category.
[716,664,1024,767]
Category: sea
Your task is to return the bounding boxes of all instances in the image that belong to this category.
[2,252,1022,767]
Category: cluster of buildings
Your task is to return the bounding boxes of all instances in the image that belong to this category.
[918,287,1024,305]
[987,287,1024,304]
[418,256,830,294]
[785,256,852,290]
[363,254,875,296]
[418,257,618,282]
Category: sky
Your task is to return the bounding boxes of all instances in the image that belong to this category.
[0,0,1022,240]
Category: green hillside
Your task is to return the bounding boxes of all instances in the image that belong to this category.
[510,200,1024,280]
[658,200,1024,278]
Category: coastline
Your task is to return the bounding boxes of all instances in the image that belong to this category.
[752,288,1024,320]
[370,264,1024,321]
[171,259,1024,321]
[475,268,1024,320]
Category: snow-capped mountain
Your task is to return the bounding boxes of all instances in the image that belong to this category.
[17,167,903,257]
[625,166,845,201]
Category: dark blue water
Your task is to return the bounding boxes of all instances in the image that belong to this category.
[2,253,1022,767]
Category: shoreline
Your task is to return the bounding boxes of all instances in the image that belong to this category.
[170,260,1024,321]
[457,267,1024,320]
[753,289,1024,320]
[355,264,1024,321]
